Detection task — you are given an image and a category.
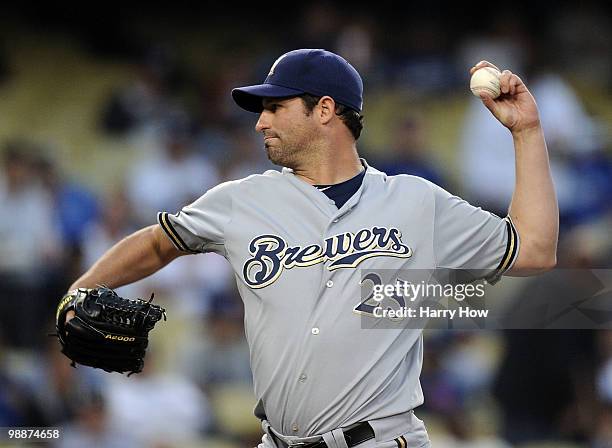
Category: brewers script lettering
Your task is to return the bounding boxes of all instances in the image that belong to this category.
[243,227,412,288]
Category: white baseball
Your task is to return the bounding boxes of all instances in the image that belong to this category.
[470,67,501,99]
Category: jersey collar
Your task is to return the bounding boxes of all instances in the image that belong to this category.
[280,158,375,217]
[281,158,372,177]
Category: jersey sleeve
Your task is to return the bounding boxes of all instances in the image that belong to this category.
[157,181,234,256]
[430,182,519,283]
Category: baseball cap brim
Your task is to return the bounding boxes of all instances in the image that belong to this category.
[231,84,305,113]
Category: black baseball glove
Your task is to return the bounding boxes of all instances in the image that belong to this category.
[55,287,166,375]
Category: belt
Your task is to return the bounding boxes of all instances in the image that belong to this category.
[273,422,375,448]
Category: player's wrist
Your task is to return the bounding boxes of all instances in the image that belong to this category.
[510,120,542,137]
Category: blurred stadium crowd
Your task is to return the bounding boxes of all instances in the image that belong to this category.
[0,2,611,447]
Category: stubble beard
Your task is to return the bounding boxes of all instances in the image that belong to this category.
[264,141,289,167]
[265,136,314,169]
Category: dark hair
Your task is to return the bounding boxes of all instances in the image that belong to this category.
[300,94,364,140]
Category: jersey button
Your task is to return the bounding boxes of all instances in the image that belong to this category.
[292,423,299,432]
[299,373,307,382]
[326,280,333,288]
[311,327,320,335]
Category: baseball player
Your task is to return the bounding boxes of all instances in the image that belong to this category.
[64,49,558,447]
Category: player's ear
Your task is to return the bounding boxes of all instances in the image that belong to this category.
[317,96,336,125]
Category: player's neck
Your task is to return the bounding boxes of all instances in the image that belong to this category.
[292,145,362,186]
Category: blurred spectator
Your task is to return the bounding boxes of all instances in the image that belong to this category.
[0,142,61,273]
[458,95,514,217]
[456,24,527,216]
[81,189,136,269]
[440,333,499,402]
[334,20,375,76]
[100,44,187,137]
[80,188,142,298]
[33,154,99,250]
[0,333,36,426]
[530,70,611,228]
[0,141,62,347]
[22,338,105,427]
[31,153,100,308]
[594,405,612,448]
[421,333,464,416]
[126,111,219,225]
[105,349,213,447]
[595,331,612,447]
[142,251,233,318]
[490,226,609,445]
[195,55,265,132]
[457,20,528,79]
[591,235,612,445]
[421,332,509,447]
[54,389,141,448]
[387,18,455,95]
[373,116,447,187]
[566,153,612,228]
[295,2,339,49]
[493,330,597,444]
[0,375,22,426]
[180,288,255,441]
[0,336,105,428]
[456,23,520,216]
[181,289,252,393]
[548,3,612,87]
[597,338,612,403]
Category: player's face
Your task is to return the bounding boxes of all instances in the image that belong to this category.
[255,97,319,167]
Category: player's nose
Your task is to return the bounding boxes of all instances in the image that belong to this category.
[255,111,270,133]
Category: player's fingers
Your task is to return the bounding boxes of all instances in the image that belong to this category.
[508,74,520,95]
[500,70,513,95]
[66,310,75,324]
[510,74,526,95]
[479,92,497,114]
[470,60,500,75]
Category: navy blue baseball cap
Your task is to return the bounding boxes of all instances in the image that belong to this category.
[232,49,363,113]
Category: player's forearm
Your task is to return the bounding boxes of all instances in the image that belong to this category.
[508,125,559,270]
[70,225,181,290]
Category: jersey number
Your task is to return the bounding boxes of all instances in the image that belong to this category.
[354,272,406,320]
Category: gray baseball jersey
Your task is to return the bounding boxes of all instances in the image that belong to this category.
[157,159,518,437]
